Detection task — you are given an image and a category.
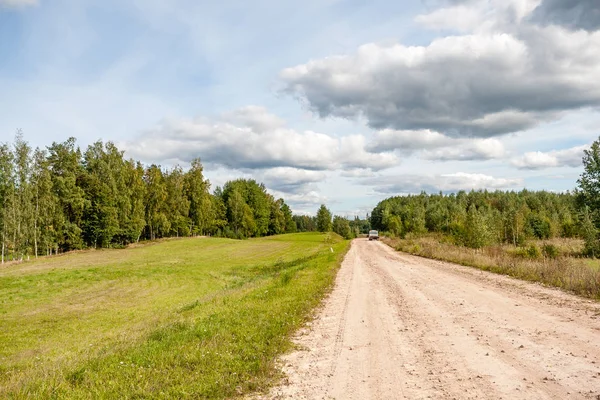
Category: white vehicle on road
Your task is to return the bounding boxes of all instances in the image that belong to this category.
[368,230,379,240]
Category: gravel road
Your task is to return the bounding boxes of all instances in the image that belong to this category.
[264,239,600,399]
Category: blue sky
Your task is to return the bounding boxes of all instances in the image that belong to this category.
[1,0,599,216]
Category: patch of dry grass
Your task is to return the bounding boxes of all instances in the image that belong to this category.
[384,236,600,299]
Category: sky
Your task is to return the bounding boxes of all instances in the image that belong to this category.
[1,0,599,217]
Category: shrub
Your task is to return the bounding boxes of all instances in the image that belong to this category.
[542,244,560,259]
[526,244,541,259]
[527,214,551,240]
[514,244,541,259]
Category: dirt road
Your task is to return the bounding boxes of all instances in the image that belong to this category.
[265,239,600,399]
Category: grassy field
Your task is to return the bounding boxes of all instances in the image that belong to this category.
[384,235,600,299]
[0,232,350,399]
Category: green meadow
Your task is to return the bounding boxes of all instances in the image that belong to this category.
[0,233,350,399]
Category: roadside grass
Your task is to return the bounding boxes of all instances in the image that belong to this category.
[383,235,600,300]
[0,232,350,399]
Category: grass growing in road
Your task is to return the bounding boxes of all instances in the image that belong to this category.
[384,235,600,299]
[0,232,350,399]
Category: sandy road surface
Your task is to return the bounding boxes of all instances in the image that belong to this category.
[264,239,600,399]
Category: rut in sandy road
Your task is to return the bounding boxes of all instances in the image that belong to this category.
[263,239,600,400]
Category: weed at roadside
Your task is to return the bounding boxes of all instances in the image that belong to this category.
[384,236,600,299]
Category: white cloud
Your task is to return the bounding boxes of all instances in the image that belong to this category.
[367,172,523,194]
[259,167,326,194]
[440,172,523,190]
[415,4,487,32]
[367,129,451,152]
[262,167,325,185]
[368,129,506,160]
[281,1,600,137]
[338,134,399,170]
[123,106,400,172]
[269,188,328,214]
[422,138,505,161]
[511,144,588,169]
[416,0,542,32]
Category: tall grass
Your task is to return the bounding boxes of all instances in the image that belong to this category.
[0,233,350,399]
[384,236,600,299]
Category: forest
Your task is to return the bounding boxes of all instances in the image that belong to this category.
[370,189,579,247]
[370,138,600,257]
[0,133,343,262]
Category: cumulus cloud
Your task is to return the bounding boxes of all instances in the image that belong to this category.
[530,0,600,32]
[259,167,326,194]
[0,0,37,8]
[281,2,600,138]
[418,0,542,31]
[511,144,588,169]
[367,130,450,153]
[422,139,505,161]
[415,4,486,32]
[367,172,523,194]
[123,106,399,172]
[269,188,329,214]
[367,129,505,160]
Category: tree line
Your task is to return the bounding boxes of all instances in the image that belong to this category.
[369,136,600,256]
[370,189,578,248]
[290,205,371,240]
[0,133,303,262]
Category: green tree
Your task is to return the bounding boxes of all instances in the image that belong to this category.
[581,206,600,257]
[270,198,298,235]
[332,215,352,239]
[144,165,169,240]
[47,138,86,252]
[210,193,228,235]
[184,158,212,235]
[227,187,246,237]
[81,141,120,248]
[463,205,491,249]
[0,142,14,262]
[293,215,316,232]
[222,179,272,237]
[31,148,57,256]
[388,215,402,237]
[281,202,296,233]
[165,166,190,237]
[13,132,34,259]
[120,160,146,244]
[316,205,332,232]
[577,138,600,250]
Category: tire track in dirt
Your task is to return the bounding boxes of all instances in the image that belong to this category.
[262,239,600,400]
[328,245,353,380]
